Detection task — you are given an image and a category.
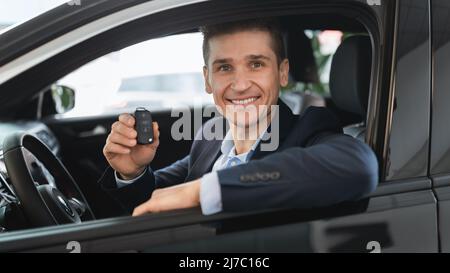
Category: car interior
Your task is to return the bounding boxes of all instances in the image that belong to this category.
[0,13,374,232]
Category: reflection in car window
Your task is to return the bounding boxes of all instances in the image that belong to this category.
[430,0,450,175]
[386,0,430,180]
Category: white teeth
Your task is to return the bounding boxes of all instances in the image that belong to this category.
[231,97,258,105]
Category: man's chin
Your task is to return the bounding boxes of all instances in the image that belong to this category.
[233,120,257,129]
[231,115,268,129]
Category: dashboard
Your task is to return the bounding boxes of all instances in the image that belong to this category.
[0,121,60,209]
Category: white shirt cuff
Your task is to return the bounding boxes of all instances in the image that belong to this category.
[114,168,147,189]
[200,171,223,215]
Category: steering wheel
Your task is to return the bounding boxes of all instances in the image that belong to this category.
[2,132,95,227]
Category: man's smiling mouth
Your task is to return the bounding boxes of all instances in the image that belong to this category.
[227,96,261,106]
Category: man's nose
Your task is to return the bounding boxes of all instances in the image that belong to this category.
[231,72,251,92]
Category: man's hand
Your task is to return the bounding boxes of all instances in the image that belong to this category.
[103,113,160,180]
[132,179,201,216]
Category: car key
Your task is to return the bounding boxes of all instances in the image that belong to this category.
[134,107,154,144]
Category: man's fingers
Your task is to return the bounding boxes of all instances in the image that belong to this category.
[109,132,137,148]
[131,183,199,217]
[151,122,160,146]
[112,121,137,139]
[118,113,135,127]
[132,202,153,216]
[153,122,159,138]
[104,142,130,155]
[132,205,144,217]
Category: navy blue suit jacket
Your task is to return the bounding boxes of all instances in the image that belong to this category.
[98,101,379,214]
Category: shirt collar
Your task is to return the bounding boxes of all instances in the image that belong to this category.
[220,125,269,162]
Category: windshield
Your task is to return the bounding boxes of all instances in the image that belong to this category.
[0,0,68,33]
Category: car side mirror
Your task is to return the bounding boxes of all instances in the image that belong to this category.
[50,84,75,114]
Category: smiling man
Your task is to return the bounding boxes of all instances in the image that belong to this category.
[99,18,379,216]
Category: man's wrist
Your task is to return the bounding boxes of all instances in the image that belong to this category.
[118,167,146,181]
[191,179,201,205]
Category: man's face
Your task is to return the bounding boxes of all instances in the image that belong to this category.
[203,30,289,128]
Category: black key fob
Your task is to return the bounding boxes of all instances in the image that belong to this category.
[134,107,154,144]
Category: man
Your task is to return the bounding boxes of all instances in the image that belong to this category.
[99,19,378,216]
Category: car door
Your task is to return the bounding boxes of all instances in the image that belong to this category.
[286,0,437,253]
[0,0,439,253]
[430,0,450,253]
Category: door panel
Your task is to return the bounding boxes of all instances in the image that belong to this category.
[143,181,438,253]
[434,183,450,252]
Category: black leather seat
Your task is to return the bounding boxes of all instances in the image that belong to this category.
[329,35,372,141]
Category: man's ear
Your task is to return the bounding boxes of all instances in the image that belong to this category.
[203,65,213,94]
[279,59,290,87]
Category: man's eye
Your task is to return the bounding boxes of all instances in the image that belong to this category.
[219,65,231,71]
[250,62,263,69]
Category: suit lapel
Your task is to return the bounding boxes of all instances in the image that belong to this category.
[198,140,222,172]
[251,99,297,160]
[186,137,222,181]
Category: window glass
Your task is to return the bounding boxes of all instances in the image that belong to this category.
[430,0,450,174]
[386,0,430,180]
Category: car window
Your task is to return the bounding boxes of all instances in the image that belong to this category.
[385,0,430,180]
[56,32,213,118]
[430,0,450,175]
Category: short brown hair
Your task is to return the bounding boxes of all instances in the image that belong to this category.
[200,18,286,66]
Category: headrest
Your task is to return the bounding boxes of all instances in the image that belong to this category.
[286,30,319,83]
[330,35,372,116]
